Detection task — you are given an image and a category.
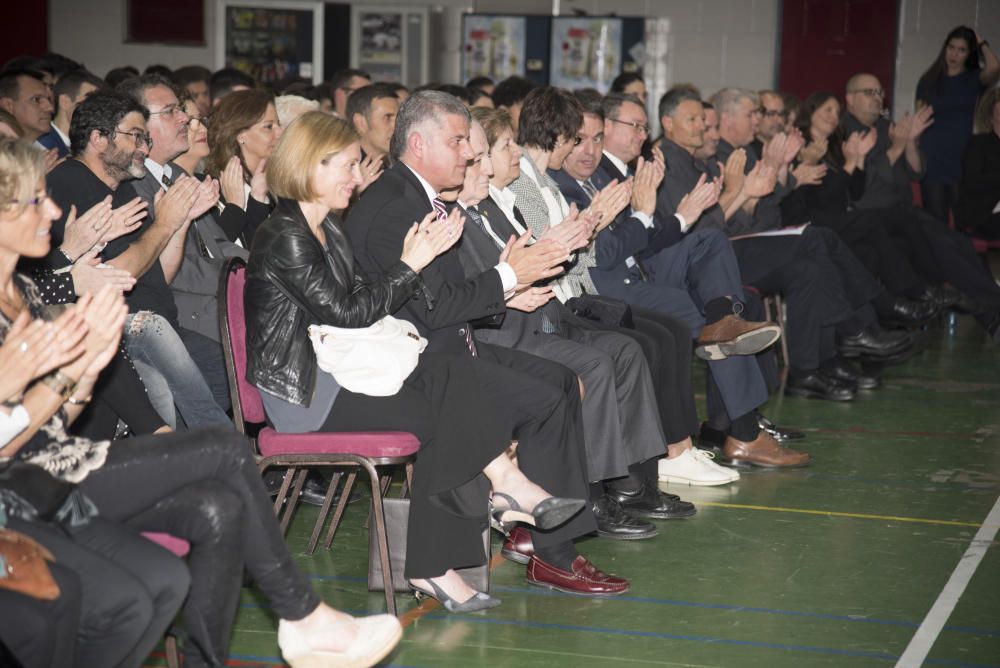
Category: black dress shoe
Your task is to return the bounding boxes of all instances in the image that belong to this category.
[698,422,727,456]
[821,357,881,390]
[591,495,658,540]
[785,371,856,401]
[838,327,912,359]
[879,297,938,327]
[756,413,806,441]
[606,484,696,520]
[920,285,962,310]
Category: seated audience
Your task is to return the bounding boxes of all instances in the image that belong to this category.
[346,82,400,186]
[329,67,372,119]
[37,69,105,158]
[610,71,647,105]
[173,65,212,117]
[208,67,255,107]
[491,76,537,135]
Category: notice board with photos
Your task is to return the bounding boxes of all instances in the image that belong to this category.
[216,0,324,85]
[350,6,429,87]
[461,14,552,86]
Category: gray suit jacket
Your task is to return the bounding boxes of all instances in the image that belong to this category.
[129,168,248,341]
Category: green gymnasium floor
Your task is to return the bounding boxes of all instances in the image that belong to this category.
[148,312,1000,668]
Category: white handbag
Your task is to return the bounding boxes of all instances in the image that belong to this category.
[308,316,427,396]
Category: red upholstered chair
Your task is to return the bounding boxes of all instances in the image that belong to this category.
[218,257,419,614]
[142,532,189,668]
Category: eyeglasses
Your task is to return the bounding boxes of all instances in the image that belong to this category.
[148,104,189,119]
[758,108,787,119]
[187,114,211,127]
[5,190,52,210]
[609,117,649,135]
[850,88,884,98]
[113,129,154,149]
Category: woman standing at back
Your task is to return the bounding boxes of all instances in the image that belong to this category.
[916,25,999,223]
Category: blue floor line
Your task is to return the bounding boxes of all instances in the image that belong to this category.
[287,574,1000,638]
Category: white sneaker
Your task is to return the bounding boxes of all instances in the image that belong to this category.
[658,448,737,486]
[691,448,740,482]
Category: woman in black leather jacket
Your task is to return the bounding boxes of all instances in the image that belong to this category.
[245,112,586,612]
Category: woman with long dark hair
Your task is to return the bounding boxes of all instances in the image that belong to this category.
[915,25,999,222]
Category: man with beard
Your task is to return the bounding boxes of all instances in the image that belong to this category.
[46,89,230,429]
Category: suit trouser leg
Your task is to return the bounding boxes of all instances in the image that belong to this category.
[0,555,80,668]
[911,207,1000,309]
[807,226,883,309]
[733,236,853,371]
[474,343,598,549]
[645,226,746,311]
[876,206,949,284]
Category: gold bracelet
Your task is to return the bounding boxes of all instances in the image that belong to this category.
[65,394,92,406]
[41,371,77,402]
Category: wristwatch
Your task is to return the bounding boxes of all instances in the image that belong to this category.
[41,371,77,402]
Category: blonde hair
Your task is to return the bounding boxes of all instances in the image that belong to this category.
[275,95,320,128]
[0,138,45,212]
[267,111,359,202]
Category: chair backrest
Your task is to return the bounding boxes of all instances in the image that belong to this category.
[218,257,267,431]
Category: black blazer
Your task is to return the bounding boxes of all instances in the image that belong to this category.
[344,162,507,354]
[596,153,683,257]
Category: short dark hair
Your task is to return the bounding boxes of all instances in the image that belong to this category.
[329,67,371,92]
[517,87,583,151]
[0,69,47,101]
[104,66,139,89]
[143,64,174,81]
[53,70,106,113]
[658,88,702,121]
[610,71,644,93]
[116,74,177,108]
[492,76,537,109]
[173,65,211,88]
[69,90,148,157]
[386,82,409,97]
[2,56,47,74]
[434,83,475,106]
[390,90,470,160]
[602,92,643,122]
[345,82,399,124]
[39,53,84,80]
[466,75,494,92]
[209,68,256,103]
[574,89,604,120]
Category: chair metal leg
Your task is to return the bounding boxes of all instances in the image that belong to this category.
[362,459,397,615]
[400,462,414,499]
[323,471,357,550]
[775,294,790,368]
[307,471,342,555]
[279,468,309,534]
[272,467,297,517]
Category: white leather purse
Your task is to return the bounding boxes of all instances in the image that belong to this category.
[308,316,427,396]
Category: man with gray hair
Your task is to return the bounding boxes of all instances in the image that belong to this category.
[711,87,908,399]
[346,90,631,598]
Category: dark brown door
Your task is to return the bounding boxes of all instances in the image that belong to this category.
[779,0,898,107]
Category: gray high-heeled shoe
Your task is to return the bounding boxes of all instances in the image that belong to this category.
[490,491,587,535]
[410,579,502,613]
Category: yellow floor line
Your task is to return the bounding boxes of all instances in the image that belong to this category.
[699,501,981,527]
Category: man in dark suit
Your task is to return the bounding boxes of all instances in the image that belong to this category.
[453,116,712,542]
[346,90,630,596]
[559,92,810,469]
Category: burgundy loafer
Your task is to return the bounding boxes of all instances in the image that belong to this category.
[500,526,534,564]
[526,555,630,596]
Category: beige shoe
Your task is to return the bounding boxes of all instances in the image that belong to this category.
[278,614,402,668]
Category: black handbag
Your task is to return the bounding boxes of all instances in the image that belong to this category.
[367,497,491,593]
[0,461,98,529]
[566,294,635,329]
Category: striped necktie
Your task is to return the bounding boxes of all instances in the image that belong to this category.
[432,198,478,356]
[431,197,448,221]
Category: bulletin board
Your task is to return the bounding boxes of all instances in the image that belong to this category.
[216,0,324,84]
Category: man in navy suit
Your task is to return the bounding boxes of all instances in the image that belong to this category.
[38,70,105,158]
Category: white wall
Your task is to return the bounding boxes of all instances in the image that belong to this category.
[893,0,1000,117]
[50,0,778,94]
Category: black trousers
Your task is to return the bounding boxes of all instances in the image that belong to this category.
[920,181,959,224]
[77,429,322,666]
[321,348,595,576]
[812,209,926,297]
[0,551,82,668]
[733,233,854,371]
[5,515,189,668]
[71,348,167,441]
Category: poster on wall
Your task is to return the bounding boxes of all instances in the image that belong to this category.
[549,17,623,92]
[462,16,526,82]
[351,6,428,86]
[217,1,324,85]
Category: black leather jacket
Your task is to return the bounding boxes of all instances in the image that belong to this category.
[245,198,419,406]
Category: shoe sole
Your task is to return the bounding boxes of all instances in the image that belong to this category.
[621,507,697,520]
[595,528,659,540]
[500,548,531,565]
[696,326,782,361]
[720,457,811,470]
[657,473,736,486]
[526,578,629,597]
[784,387,855,401]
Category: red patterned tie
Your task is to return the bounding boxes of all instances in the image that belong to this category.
[432,197,448,221]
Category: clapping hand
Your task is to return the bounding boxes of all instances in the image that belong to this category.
[792,162,827,187]
[220,157,247,209]
[60,197,113,261]
[539,204,592,251]
[0,310,87,403]
[723,149,747,195]
[400,209,464,272]
[101,197,147,244]
[43,147,64,174]
[742,161,777,198]
[506,286,556,313]
[675,173,721,224]
[70,246,136,296]
[501,232,570,290]
[357,153,384,195]
[798,138,828,165]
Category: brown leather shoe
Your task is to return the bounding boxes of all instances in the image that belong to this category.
[526,555,630,596]
[695,315,782,361]
[501,527,534,564]
[722,432,811,468]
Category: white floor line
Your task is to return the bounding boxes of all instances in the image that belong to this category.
[895,494,1000,667]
